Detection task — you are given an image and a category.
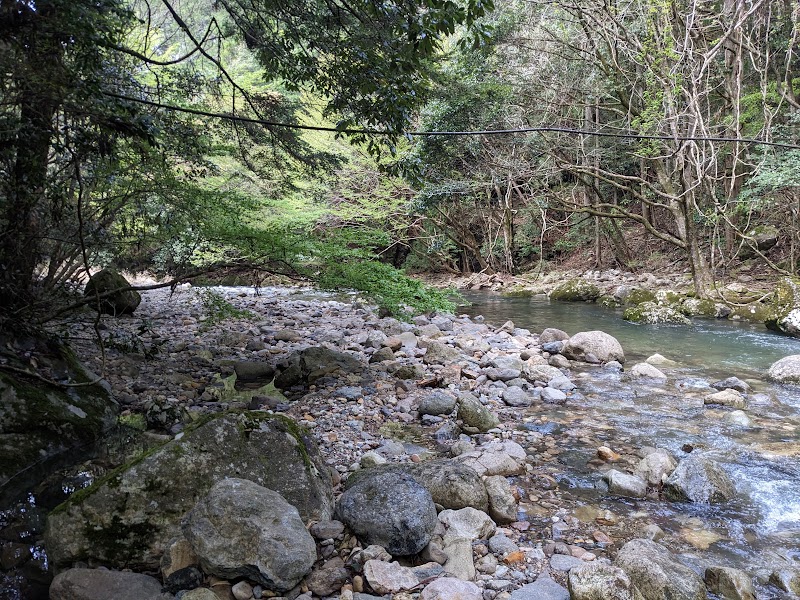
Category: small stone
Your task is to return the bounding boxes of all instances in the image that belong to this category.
[628,362,667,380]
[232,581,254,600]
[421,541,449,565]
[508,575,569,600]
[488,534,519,556]
[550,554,585,571]
[596,446,621,462]
[603,469,646,498]
[310,520,345,540]
[540,387,567,404]
[421,577,482,600]
[592,531,612,544]
[503,551,526,565]
[704,389,746,409]
[484,476,518,524]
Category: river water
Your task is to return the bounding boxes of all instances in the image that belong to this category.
[462,291,800,590]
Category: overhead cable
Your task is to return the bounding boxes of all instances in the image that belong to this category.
[103,92,800,150]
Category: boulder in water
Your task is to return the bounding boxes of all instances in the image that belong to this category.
[765,277,800,337]
[549,279,601,302]
[623,302,690,325]
[562,331,625,364]
[767,355,800,383]
[663,455,735,503]
[704,566,755,600]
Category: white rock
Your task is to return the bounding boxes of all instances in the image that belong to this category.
[421,576,482,600]
[363,560,418,595]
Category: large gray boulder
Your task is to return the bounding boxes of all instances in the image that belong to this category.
[83,269,141,315]
[0,336,117,505]
[457,393,500,431]
[568,562,643,600]
[615,539,706,600]
[274,346,364,389]
[767,355,800,383]
[45,412,333,571]
[337,471,437,555]
[562,331,625,364]
[49,568,164,600]
[663,455,735,503]
[765,277,800,337]
[182,478,316,592]
[345,459,489,512]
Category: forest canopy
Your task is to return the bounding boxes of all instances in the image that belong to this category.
[0,0,798,327]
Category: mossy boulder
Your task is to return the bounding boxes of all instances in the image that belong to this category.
[501,286,534,298]
[45,412,333,571]
[730,302,772,322]
[83,269,141,315]
[624,288,656,306]
[623,302,690,325]
[549,279,601,302]
[681,298,716,317]
[597,295,620,308]
[765,277,800,337]
[655,290,683,305]
[0,335,117,504]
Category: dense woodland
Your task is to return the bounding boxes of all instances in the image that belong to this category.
[1,0,799,325]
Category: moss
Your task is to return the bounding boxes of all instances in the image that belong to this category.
[733,302,773,323]
[118,413,146,431]
[549,279,600,302]
[625,288,656,305]
[623,302,690,325]
[656,290,683,305]
[378,422,425,444]
[49,439,168,515]
[597,294,620,308]
[681,298,716,317]
[501,286,534,298]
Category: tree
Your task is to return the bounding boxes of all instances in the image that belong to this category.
[407,0,799,295]
[0,0,494,325]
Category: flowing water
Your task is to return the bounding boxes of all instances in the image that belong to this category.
[462,291,800,589]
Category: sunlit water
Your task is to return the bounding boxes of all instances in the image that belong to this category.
[462,292,800,582]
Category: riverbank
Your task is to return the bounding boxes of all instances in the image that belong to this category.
[4,284,800,599]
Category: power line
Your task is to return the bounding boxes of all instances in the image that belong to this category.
[104,91,800,150]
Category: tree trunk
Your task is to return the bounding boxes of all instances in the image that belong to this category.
[0,2,62,309]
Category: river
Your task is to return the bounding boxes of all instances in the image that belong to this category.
[462,291,800,592]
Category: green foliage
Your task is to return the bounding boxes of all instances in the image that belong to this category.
[195,289,254,330]
[318,260,458,319]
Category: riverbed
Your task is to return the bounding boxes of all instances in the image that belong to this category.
[462,291,800,591]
